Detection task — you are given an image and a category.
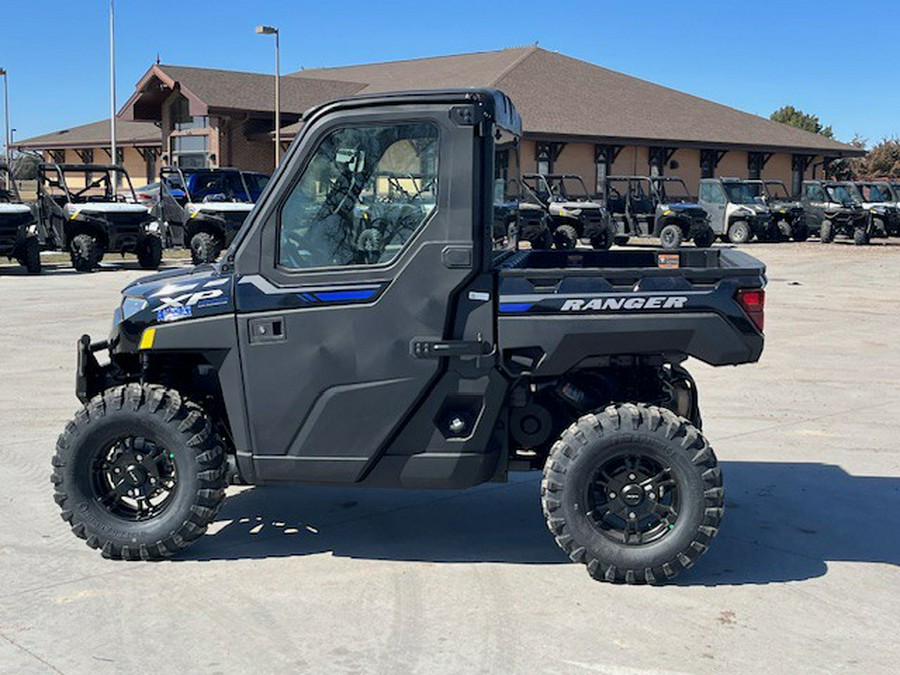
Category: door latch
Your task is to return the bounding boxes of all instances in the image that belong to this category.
[410,337,493,359]
[248,317,285,344]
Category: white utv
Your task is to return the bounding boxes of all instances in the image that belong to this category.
[698,177,774,244]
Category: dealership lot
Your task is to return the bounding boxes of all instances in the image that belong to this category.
[0,243,898,674]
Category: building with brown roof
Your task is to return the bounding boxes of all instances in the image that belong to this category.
[15,47,864,194]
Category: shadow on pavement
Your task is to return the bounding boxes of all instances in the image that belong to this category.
[0,259,191,277]
[180,461,900,585]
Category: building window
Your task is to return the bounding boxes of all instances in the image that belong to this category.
[171,134,209,168]
[171,95,209,131]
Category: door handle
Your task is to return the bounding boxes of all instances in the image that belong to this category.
[248,316,285,343]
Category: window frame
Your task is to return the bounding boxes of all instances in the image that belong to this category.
[274,118,442,274]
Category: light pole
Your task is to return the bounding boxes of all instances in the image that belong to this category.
[109,0,117,166]
[256,25,280,168]
[0,68,9,169]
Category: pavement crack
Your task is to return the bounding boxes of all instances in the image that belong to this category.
[0,630,66,674]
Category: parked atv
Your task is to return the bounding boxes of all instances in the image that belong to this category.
[746,179,809,241]
[698,178,774,244]
[154,167,255,265]
[0,163,42,274]
[604,175,715,249]
[522,173,615,249]
[800,181,872,245]
[37,163,162,272]
[853,181,900,237]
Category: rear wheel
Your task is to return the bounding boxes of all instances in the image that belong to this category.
[792,222,810,242]
[691,227,715,248]
[190,232,221,265]
[589,224,614,250]
[553,224,578,250]
[70,233,100,272]
[541,404,723,584]
[51,384,227,560]
[659,224,683,250]
[820,220,834,243]
[727,220,751,244]
[137,236,163,269]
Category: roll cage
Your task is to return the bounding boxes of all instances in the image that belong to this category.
[0,164,22,203]
[159,166,253,205]
[38,164,137,204]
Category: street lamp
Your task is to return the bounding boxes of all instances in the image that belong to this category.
[0,68,9,169]
[256,25,281,168]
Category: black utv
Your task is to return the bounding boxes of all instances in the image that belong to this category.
[746,179,809,241]
[604,175,715,249]
[37,163,162,271]
[853,181,900,237]
[493,177,553,250]
[0,162,42,273]
[53,89,768,585]
[154,167,256,265]
[521,173,615,249]
[800,180,872,245]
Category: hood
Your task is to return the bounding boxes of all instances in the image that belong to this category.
[188,202,254,214]
[66,202,148,215]
[115,265,236,341]
[0,203,32,216]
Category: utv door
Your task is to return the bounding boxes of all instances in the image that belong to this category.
[802,184,827,230]
[234,106,486,483]
[699,181,727,235]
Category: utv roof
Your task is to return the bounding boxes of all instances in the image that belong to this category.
[161,165,244,174]
[301,88,522,136]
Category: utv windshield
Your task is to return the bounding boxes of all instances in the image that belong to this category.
[764,181,790,200]
[858,184,892,202]
[722,182,759,205]
[184,171,251,203]
[654,179,691,202]
[825,184,857,203]
[56,168,135,203]
[545,175,591,201]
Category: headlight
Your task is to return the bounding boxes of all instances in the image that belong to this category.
[121,296,148,320]
[26,223,38,236]
[147,220,161,233]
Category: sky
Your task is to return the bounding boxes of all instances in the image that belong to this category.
[2,0,897,149]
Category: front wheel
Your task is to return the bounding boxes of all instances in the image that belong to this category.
[792,223,810,242]
[820,220,834,243]
[553,224,578,250]
[727,220,751,244]
[589,224,614,250]
[853,226,869,246]
[51,384,227,560]
[137,236,163,269]
[70,233,100,272]
[541,404,723,584]
[190,232,221,265]
[691,227,715,248]
[18,236,42,274]
[658,224,683,250]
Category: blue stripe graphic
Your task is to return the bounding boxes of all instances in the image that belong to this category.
[314,289,378,302]
[499,302,533,313]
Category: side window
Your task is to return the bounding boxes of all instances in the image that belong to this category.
[701,182,725,204]
[278,122,439,269]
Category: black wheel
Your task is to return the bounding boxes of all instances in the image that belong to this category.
[589,224,614,250]
[356,227,383,263]
[853,226,869,246]
[872,218,886,238]
[51,384,227,560]
[792,223,810,242]
[659,224,683,250]
[190,232,221,265]
[820,219,834,243]
[727,220,751,244]
[691,227,715,248]
[70,233,100,272]
[530,228,554,251]
[137,236,163,269]
[613,235,630,246]
[541,403,723,584]
[553,224,578,250]
[19,236,42,274]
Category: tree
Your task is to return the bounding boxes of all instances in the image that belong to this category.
[770,105,834,138]
[860,138,900,178]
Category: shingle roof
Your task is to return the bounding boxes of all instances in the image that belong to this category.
[14,118,159,149]
[287,47,857,155]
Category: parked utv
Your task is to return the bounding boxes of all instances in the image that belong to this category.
[53,89,767,585]
[746,179,809,241]
[493,178,553,250]
[800,180,872,245]
[522,173,615,249]
[154,167,256,264]
[37,163,162,271]
[0,162,42,273]
[853,181,900,237]
[604,175,715,249]
[698,177,774,244]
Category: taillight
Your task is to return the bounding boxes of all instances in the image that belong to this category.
[737,288,765,333]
